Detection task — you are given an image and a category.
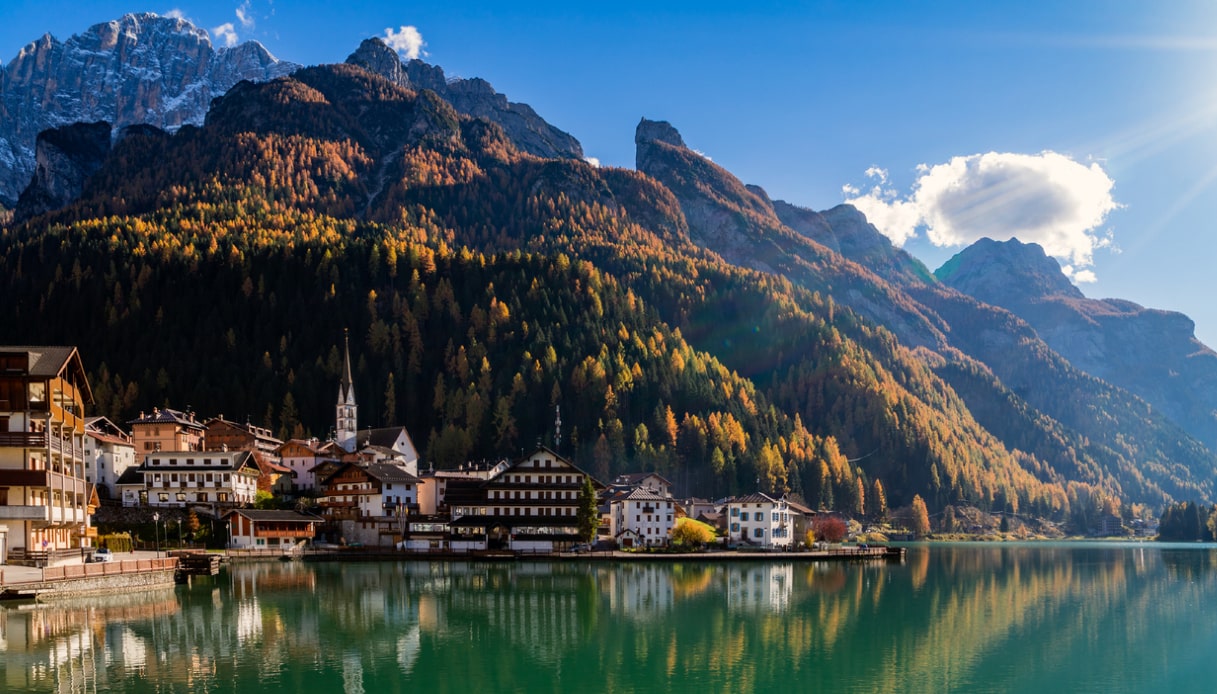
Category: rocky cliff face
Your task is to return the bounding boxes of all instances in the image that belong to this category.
[0,12,298,207]
[346,38,583,161]
[937,237,1217,448]
[14,121,112,221]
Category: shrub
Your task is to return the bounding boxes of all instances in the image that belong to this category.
[99,532,133,553]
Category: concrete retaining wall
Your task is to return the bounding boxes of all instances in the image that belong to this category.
[3,558,178,600]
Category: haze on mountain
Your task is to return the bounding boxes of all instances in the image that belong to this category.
[3,13,1215,529]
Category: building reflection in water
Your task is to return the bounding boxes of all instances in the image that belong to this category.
[7,548,1217,692]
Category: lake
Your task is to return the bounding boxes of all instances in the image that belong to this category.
[2,543,1216,693]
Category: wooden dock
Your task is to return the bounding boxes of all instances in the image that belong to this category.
[169,550,222,579]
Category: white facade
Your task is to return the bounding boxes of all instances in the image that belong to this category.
[138,450,260,507]
[84,420,136,498]
[726,493,797,548]
[612,488,676,548]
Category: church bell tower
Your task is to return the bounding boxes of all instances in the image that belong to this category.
[336,329,358,452]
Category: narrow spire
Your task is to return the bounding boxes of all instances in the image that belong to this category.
[341,328,355,404]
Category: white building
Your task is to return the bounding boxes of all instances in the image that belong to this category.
[726,493,800,549]
[611,487,676,548]
[130,450,261,508]
[84,416,136,500]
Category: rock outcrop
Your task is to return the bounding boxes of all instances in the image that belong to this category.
[0,12,298,207]
[13,121,111,222]
[346,38,583,161]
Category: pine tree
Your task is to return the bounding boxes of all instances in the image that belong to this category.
[576,477,599,542]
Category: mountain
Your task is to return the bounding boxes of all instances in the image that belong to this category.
[632,116,1217,510]
[4,27,1216,522]
[346,38,583,161]
[937,237,1217,449]
[0,12,298,207]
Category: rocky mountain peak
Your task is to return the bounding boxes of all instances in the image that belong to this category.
[635,118,686,149]
[345,38,409,88]
[343,39,582,161]
[936,237,1084,302]
[0,12,298,207]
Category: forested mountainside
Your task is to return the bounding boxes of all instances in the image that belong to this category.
[3,58,1213,525]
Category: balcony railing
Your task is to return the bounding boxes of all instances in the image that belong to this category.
[0,505,48,520]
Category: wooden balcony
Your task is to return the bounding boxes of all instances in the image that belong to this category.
[253,527,315,538]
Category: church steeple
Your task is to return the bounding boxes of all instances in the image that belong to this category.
[336,329,358,452]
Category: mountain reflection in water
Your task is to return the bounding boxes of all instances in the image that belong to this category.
[3,543,1217,693]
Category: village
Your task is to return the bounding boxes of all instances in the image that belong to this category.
[0,339,889,572]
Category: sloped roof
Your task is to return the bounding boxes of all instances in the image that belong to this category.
[0,346,93,402]
[115,467,145,485]
[732,492,781,505]
[366,462,421,484]
[222,509,323,523]
[622,487,669,502]
[87,430,135,447]
[128,407,205,430]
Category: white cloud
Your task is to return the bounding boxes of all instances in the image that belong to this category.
[384,25,426,60]
[584,156,601,168]
[164,8,187,20]
[211,22,238,47]
[236,1,254,29]
[844,151,1119,270]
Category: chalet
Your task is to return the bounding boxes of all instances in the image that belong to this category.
[447,446,602,553]
[128,406,206,455]
[275,438,333,491]
[0,346,94,565]
[84,416,136,499]
[134,450,261,508]
[726,493,803,549]
[224,509,323,551]
[318,461,420,546]
[205,415,283,456]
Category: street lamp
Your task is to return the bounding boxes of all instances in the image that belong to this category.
[152,512,161,558]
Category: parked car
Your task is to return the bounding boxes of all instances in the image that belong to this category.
[570,543,593,553]
[93,548,113,563]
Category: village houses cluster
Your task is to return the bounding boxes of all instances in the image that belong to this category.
[0,341,822,565]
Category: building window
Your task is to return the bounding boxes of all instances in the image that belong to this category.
[199,493,208,502]
[730,507,739,517]
[731,523,740,532]
[159,493,169,502]
[754,528,764,538]
[740,512,749,521]
[177,493,186,502]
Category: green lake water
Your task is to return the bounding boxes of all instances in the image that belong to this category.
[3,543,1217,693]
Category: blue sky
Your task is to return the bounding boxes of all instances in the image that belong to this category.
[6,1,1217,344]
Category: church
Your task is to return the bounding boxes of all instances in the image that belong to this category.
[334,330,420,472]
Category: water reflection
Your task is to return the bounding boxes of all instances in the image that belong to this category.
[4,544,1217,692]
